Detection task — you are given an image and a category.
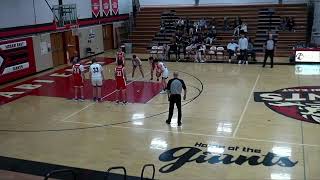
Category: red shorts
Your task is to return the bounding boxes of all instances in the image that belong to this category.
[73,76,84,87]
[152,62,156,70]
[116,78,126,90]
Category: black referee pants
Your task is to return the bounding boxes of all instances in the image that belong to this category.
[263,50,274,68]
[167,94,182,124]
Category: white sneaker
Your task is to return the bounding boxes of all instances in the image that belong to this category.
[238,60,242,64]
[160,90,167,94]
[246,61,248,64]
[200,60,205,63]
[229,59,231,63]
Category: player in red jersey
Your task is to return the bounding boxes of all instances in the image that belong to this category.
[116,47,126,66]
[115,60,127,104]
[72,58,85,101]
[148,56,156,80]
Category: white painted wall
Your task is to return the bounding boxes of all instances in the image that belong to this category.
[0,0,131,29]
[140,0,307,6]
[32,33,54,72]
[78,25,104,58]
[140,0,194,6]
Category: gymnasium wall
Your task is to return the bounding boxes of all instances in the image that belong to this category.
[32,34,53,72]
[78,25,104,58]
[140,0,307,6]
[0,0,132,29]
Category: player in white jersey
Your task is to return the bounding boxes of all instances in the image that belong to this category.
[131,54,144,78]
[155,59,169,93]
[89,58,105,102]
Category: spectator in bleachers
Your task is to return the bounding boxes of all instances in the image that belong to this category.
[177,18,185,31]
[199,18,206,31]
[227,39,239,63]
[279,17,287,31]
[238,33,248,64]
[209,17,216,29]
[287,16,295,31]
[185,16,191,33]
[247,38,256,62]
[234,16,242,28]
[240,23,248,34]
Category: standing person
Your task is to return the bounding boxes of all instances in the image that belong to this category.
[131,55,144,78]
[115,60,127,104]
[238,33,248,64]
[89,58,105,102]
[155,59,169,93]
[166,72,187,126]
[263,34,276,68]
[72,58,85,101]
[116,47,125,66]
[148,57,156,80]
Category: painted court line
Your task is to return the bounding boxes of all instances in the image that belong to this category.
[60,73,150,123]
[232,71,261,137]
[59,119,320,148]
[110,125,320,148]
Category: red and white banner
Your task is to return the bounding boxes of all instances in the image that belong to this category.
[91,0,101,18]
[0,37,36,84]
[102,0,111,16]
[111,0,119,15]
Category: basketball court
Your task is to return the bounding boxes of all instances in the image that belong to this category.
[0,53,320,179]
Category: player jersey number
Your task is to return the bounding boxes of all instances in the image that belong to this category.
[117,70,122,77]
[73,68,80,74]
[93,67,99,73]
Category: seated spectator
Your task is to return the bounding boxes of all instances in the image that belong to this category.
[199,18,206,31]
[177,18,185,31]
[233,24,241,37]
[240,23,248,34]
[287,17,295,31]
[279,17,287,31]
[227,39,239,62]
[247,38,256,61]
[209,17,216,29]
[194,21,199,32]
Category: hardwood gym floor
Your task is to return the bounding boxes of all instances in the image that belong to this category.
[0,53,319,180]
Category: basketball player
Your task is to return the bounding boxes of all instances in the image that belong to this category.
[148,57,156,80]
[131,55,144,78]
[115,60,127,104]
[155,59,169,93]
[89,58,105,102]
[116,47,125,66]
[72,58,85,101]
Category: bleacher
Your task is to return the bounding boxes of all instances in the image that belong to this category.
[130,3,308,57]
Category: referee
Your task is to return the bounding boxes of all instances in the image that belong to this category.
[166,72,187,126]
[263,34,276,68]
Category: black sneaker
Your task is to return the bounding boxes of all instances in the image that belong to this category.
[177,122,182,126]
[97,98,102,102]
[166,120,171,125]
[122,101,128,105]
[93,97,97,101]
[115,100,120,104]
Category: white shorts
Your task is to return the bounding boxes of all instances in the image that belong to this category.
[162,68,169,79]
[91,78,103,87]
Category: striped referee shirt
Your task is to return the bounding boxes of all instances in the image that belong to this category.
[167,78,186,95]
